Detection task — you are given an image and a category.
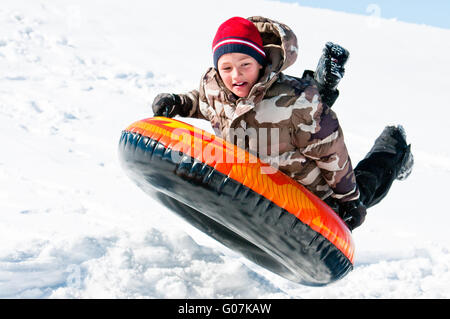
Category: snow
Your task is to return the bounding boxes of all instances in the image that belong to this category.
[1,0,450,299]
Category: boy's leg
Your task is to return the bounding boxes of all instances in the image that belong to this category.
[354,126,413,208]
[355,153,399,208]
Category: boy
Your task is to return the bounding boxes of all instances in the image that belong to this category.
[152,16,413,231]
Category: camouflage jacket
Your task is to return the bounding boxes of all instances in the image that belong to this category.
[177,16,359,202]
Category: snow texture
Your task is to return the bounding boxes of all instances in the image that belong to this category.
[1,0,450,299]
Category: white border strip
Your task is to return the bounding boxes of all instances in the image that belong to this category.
[212,38,266,57]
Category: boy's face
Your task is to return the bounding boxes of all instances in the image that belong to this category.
[217,53,263,98]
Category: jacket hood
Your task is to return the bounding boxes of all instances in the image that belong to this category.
[247,16,298,74]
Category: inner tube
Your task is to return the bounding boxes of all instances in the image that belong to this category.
[118,117,355,286]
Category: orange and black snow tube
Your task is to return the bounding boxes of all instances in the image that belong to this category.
[118,117,355,286]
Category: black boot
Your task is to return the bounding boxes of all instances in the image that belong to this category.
[366,125,414,181]
[354,125,413,208]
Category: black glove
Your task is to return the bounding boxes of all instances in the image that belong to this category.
[152,93,183,118]
[301,69,339,107]
[314,42,350,91]
[338,199,367,231]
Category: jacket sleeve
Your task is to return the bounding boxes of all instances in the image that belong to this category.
[178,89,207,120]
[293,86,359,203]
[177,72,212,120]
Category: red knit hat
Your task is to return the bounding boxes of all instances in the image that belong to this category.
[212,17,266,69]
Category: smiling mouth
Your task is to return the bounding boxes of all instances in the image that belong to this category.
[233,82,248,88]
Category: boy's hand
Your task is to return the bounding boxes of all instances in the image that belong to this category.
[338,199,367,231]
[152,93,183,118]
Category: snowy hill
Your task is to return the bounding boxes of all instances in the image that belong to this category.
[1,0,450,298]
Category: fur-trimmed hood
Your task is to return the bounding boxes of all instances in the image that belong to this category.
[248,16,299,74]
